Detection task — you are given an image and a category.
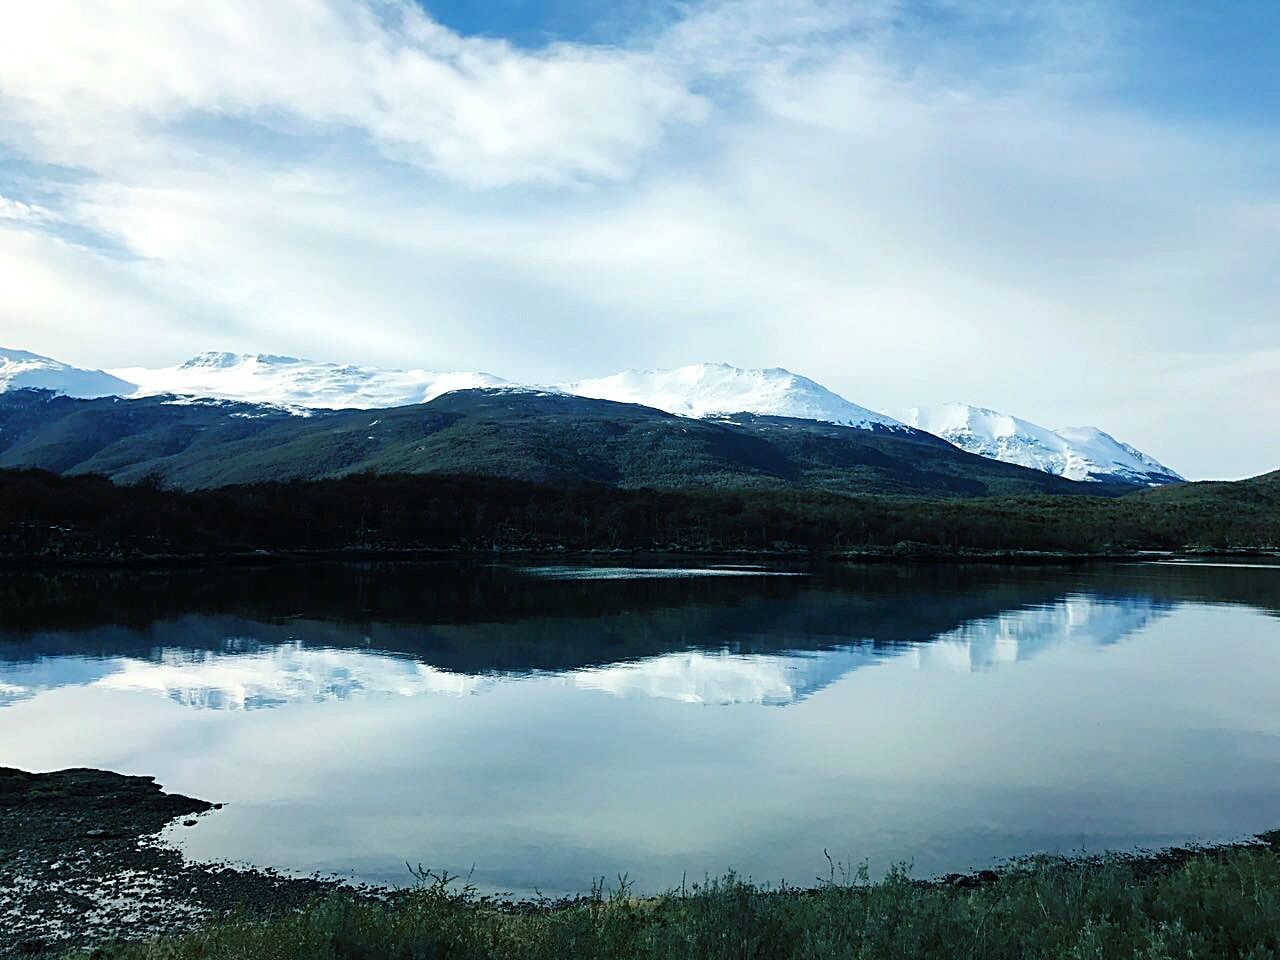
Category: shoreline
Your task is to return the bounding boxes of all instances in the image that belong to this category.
[1,545,1277,572]
[0,768,379,957]
[3,766,1278,957]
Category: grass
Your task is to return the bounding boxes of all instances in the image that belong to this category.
[72,841,1280,960]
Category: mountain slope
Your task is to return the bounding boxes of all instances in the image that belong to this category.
[0,388,1121,497]
[1140,467,1279,509]
[110,352,507,409]
[0,349,1184,486]
[0,348,136,399]
[562,363,903,431]
[890,402,1182,486]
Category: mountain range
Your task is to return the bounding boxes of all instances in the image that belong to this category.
[0,387,1106,496]
[0,347,1182,488]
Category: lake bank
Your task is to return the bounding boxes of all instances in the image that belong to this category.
[4,766,1279,959]
[2,543,1278,572]
[0,768,374,957]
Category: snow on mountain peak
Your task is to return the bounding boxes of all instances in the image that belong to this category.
[0,347,136,399]
[889,402,1183,485]
[179,351,246,370]
[178,351,304,370]
[110,353,509,410]
[0,346,1185,483]
[561,363,905,430]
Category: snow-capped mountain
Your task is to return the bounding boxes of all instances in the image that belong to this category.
[561,363,905,431]
[0,346,1184,483]
[889,403,1182,486]
[109,352,508,410]
[0,347,135,399]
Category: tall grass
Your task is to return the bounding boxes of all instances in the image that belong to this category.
[73,844,1280,960]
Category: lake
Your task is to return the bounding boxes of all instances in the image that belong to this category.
[1,560,1278,897]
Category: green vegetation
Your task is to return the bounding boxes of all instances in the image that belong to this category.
[0,388,1120,497]
[1,466,1277,562]
[72,840,1280,960]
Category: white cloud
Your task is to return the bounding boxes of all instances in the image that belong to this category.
[0,195,57,223]
[0,225,221,363]
[0,0,707,187]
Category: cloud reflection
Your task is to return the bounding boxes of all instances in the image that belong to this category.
[0,594,1170,710]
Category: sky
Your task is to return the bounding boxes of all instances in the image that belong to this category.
[0,0,1276,480]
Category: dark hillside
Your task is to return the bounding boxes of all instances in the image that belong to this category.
[0,388,1124,498]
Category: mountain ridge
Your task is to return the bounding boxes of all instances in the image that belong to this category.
[109,351,509,411]
[889,402,1183,487]
[0,386,1123,497]
[562,362,904,432]
[0,347,1182,485]
[0,347,136,400]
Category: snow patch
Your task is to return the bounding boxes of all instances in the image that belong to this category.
[110,353,508,410]
[889,402,1183,485]
[561,362,905,431]
[0,347,137,399]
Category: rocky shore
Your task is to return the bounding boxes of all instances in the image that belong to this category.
[0,768,369,957]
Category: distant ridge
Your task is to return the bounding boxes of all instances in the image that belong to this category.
[560,363,905,432]
[889,402,1183,487]
[0,347,1182,485]
[109,352,508,410]
[0,387,1106,496]
[0,347,135,400]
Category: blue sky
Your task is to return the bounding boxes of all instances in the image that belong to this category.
[417,0,679,46]
[0,0,1276,479]
[423,0,1280,128]
[1116,1,1279,126]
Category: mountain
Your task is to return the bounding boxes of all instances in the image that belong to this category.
[561,363,904,431]
[0,348,1183,485]
[0,348,136,399]
[0,387,1116,496]
[109,351,507,409]
[889,403,1183,486]
[109,356,904,431]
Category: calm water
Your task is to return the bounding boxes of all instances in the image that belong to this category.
[1,561,1278,896]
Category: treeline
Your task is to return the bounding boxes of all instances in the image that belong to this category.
[0,468,1277,561]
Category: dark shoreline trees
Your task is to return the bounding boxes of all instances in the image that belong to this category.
[1,468,1276,562]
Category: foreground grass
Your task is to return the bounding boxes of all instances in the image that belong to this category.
[72,842,1280,960]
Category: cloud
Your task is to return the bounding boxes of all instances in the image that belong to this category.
[0,0,707,187]
[0,0,1275,479]
[0,195,59,225]
[0,223,225,362]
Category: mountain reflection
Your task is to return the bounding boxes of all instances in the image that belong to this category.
[0,592,1171,710]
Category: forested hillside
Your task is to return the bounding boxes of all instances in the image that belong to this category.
[1,468,1275,561]
[0,388,1127,498]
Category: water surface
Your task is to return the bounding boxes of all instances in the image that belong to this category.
[1,561,1277,896]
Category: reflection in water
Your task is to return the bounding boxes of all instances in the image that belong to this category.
[0,561,1278,895]
[521,566,807,579]
[0,647,491,711]
[0,594,1171,710]
[571,595,1170,704]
